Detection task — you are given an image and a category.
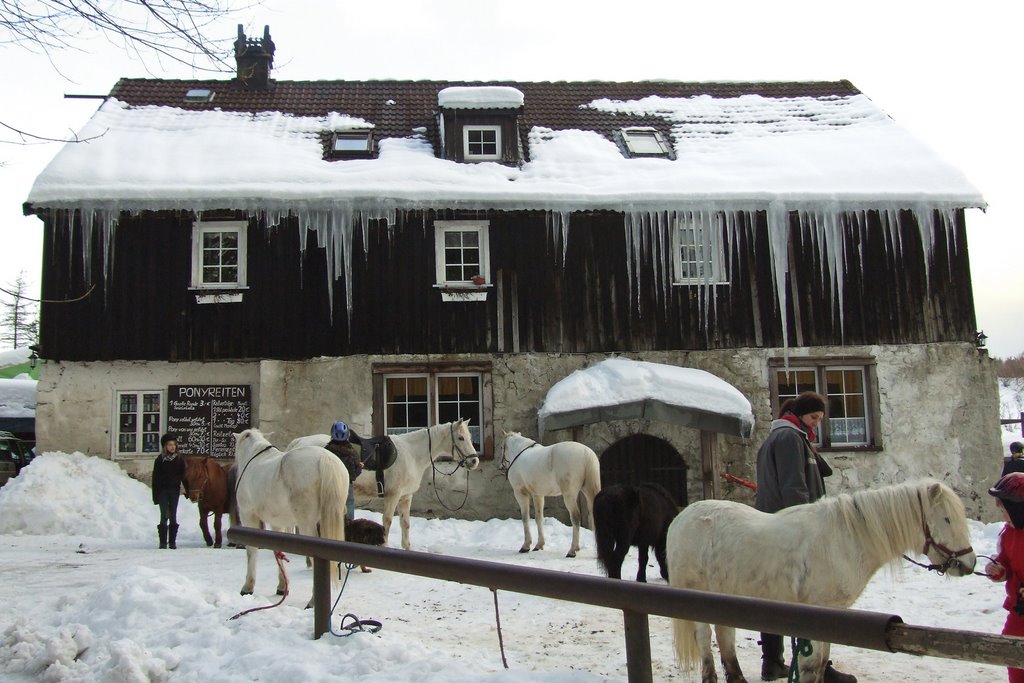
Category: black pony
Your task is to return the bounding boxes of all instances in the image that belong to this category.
[594,482,681,582]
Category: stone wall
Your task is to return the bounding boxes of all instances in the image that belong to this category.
[34,342,1001,521]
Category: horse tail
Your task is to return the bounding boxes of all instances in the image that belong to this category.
[673,618,699,671]
[593,490,616,575]
[317,454,349,583]
[581,450,602,531]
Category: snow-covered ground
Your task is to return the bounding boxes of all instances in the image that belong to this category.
[0,451,1013,682]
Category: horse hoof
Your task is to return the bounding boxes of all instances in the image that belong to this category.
[276,589,287,596]
[240,590,253,596]
[518,547,530,554]
[360,566,372,573]
[566,551,577,558]
[214,543,222,549]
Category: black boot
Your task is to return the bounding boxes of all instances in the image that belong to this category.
[759,633,787,681]
[168,524,179,549]
[823,661,857,683]
[158,523,167,549]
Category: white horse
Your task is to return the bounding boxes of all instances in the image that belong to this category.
[667,479,976,683]
[500,431,602,558]
[289,419,480,551]
[232,428,349,606]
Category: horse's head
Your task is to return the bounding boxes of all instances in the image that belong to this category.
[183,456,207,502]
[233,428,271,460]
[918,481,976,577]
[447,418,480,470]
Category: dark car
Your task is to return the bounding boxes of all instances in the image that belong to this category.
[0,431,32,486]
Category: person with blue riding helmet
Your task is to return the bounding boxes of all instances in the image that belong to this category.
[324,420,361,521]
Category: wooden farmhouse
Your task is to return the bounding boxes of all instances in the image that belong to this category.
[24,26,1000,519]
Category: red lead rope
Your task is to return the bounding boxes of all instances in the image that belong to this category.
[228,551,290,620]
[720,472,757,491]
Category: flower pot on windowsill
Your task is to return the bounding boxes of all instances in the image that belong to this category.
[471,275,486,286]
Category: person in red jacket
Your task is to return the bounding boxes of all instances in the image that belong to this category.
[985,471,1024,683]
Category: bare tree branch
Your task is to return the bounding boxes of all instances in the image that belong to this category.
[1,0,258,145]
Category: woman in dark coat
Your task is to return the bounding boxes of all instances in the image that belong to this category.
[152,433,186,549]
[754,391,854,683]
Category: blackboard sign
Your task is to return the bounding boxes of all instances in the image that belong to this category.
[167,385,252,459]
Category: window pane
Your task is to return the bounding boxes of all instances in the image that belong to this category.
[626,131,664,155]
[824,367,868,445]
[385,376,430,435]
[445,231,462,247]
[203,267,220,283]
[436,374,481,449]
[120,394,137,413]
[203,232,221,248]
[776,369,817,402]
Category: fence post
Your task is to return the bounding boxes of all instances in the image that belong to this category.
[623,609,653,683]
[312,557,331,639]
[1020,411,1023,437]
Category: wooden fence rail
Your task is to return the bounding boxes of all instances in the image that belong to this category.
[227,527,1024,682]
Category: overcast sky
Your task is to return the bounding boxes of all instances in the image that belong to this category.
[2,0,1021,356]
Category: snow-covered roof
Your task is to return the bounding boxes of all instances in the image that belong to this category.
[26,81,984,213]
[537,358,755,438]
[437,86,524,109]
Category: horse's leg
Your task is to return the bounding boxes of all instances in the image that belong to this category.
[561,491,581,558]
[532,495,546,551]
[238,510,262,595]
[654,537,669,580]
[636,544,650,583]
[716,625,747,683]
[213,512,223,548]
[801,640,829,683]
[516,492,533,553]
[199,509,214,547]
[694,622,719,683]
[269,525,289,596]
[380,494,400,547]
[398,494,414,551]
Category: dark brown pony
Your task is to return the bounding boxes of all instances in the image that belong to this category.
[183,456,232,547]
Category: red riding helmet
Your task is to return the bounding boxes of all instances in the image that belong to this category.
[990,472,1024,503]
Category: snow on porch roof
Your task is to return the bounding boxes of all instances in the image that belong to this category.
[537,358,755,438]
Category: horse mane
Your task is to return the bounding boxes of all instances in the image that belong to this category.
[820,479,938,564]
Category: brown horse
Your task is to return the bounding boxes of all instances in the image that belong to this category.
[183,456,232,548]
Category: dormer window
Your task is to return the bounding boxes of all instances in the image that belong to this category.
[463,126,501,161]
[184,88,215,103]
[330,131,374,158]
[622,127,670,157]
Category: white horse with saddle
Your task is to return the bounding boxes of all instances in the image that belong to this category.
[290,418,480,551]
[232,428,349,607]
[667,479,976,683]
[500,430,602,558]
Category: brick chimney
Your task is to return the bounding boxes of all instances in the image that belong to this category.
[234,24,275,89]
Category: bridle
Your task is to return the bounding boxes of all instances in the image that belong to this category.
[499,438,538,478]
[902,490,974,575]
[428,422,480,512]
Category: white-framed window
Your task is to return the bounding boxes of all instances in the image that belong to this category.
[380,371,486,455]
[770,357,879,449]
[463,125,501,161]
[114,389,165,458]
[672,212,728,285]
[434,220,490,287]
[191,221,247,290]
[621,127,669,157]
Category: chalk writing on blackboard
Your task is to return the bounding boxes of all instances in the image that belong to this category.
[167,385,251,459]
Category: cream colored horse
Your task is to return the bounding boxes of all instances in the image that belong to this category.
[667,479,976,683]
[500,431,602,558]
[290,419,480,551]
[232,428,348,606]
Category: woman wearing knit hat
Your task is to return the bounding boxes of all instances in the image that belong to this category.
[754,391,854,683]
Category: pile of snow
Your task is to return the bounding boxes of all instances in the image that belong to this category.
[0,452,155,539]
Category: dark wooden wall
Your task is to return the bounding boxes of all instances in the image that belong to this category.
[36,207,977,362]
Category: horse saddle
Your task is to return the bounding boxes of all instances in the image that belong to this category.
[359,436,398,498]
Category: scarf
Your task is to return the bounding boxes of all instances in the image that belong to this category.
[781,412,816,443]
[160,452,178,463]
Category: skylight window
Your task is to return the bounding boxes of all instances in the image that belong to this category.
[621,127,669,157]
[184,89,214,103]
[330,131,374,158]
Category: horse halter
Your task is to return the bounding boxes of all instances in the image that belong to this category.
[499,439,538,478]
[428,423,479,471]
[909,490,974,575]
